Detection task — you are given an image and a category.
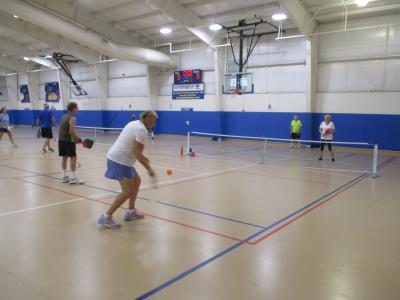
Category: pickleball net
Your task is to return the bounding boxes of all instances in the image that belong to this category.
[186,131,380,177]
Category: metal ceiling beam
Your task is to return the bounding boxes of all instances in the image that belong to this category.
[0,37,38,58]
[0,1,175,67]
[112,11,163,24]
[307,0,382,12]
[26,0,145,46]
[0,57,29,72]
[0,66,12,76]
[200,2,279,20]
[135,22,178,32]
[153,29,195,40]
[315,3,400,21]
[184,0,225,9]
[146,0,221,46]
[0,13,100,63]
[279,0,318,36]
[90,0,143,15]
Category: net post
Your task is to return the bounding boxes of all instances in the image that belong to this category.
[94,128,97,140]
[186,131,191,154]
[372,144,379,178]
[260,139,267,164]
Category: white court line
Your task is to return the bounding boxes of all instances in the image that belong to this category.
[151,164,205,175]
[196,152,290,165]
[195,152,250,163]
[139,162,258,191]
[300,166,370,174]
[0,192,113,217]
[89,163,260,195]
[77,153,205,175]
[140,158,292,191]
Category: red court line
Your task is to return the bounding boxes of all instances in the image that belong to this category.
[14,178,252,244]
[250,157,397,245]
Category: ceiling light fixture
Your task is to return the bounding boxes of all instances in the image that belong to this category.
[45,55,52,59]
[356,0,369,7]
[23,57,30,61]
[160,27,172,35]
[272,13,287,21]
[209,23,222,31]
[12,14,18,18]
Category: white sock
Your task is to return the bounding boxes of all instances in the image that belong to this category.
[63,170,67,177]
[71,171,76,178]
[104,213,110,218]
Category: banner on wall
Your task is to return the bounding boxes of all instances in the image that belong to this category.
[0,77,7,102]
[172,83,204,100]
[45,82,60,102]
[19,84,30,103]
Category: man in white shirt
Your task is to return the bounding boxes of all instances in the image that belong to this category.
[98,111,158,228]
[319,114,336,162]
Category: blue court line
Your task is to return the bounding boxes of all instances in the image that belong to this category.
[0,163,265,229]
[1,159,395,299]
[67,181,265,229]
[135,157,396,299]
[146,199,265,229]
[135,172,369,299]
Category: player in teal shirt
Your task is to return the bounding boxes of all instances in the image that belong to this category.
[0,107,17,147]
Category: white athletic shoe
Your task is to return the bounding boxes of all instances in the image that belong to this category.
[97,214,121,229]
[69,177,85,185]
[61,176,69,183]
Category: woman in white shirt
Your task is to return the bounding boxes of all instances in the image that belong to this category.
[319,114,335,162]
[98,111,158,229]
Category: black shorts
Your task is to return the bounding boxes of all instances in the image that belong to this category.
[0,128,9,133]
[58,140,76,157]
[41,127,53,139]
[291,132,301,139]
[320,139,333,151]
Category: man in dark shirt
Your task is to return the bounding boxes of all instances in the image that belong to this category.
[58,102,83,184]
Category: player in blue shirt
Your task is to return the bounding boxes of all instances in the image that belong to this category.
[36,103,57,152]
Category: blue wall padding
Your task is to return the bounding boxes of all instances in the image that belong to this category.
[8,109,400,150]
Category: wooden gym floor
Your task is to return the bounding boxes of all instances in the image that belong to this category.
[0,127,399,300]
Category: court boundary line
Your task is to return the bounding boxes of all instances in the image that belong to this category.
[238,170,342,187]
[0,162,267,229]
[0,192,112,217]
[134,157,396,299]
[14,178,255,244]
[249,159,399,245]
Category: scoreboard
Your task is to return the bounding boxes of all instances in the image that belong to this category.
[174,69,203,85]
[172,69,204,100]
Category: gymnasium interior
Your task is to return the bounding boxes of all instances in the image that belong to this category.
[0,0,399,299]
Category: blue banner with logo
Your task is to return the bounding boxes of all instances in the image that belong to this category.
[172,83,204,100]
[45,82,60,102]
[19,84,30,103]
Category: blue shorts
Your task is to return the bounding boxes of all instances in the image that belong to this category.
[105,159,136,181]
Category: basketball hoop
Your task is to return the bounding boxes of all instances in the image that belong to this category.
[47,53,88,96]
